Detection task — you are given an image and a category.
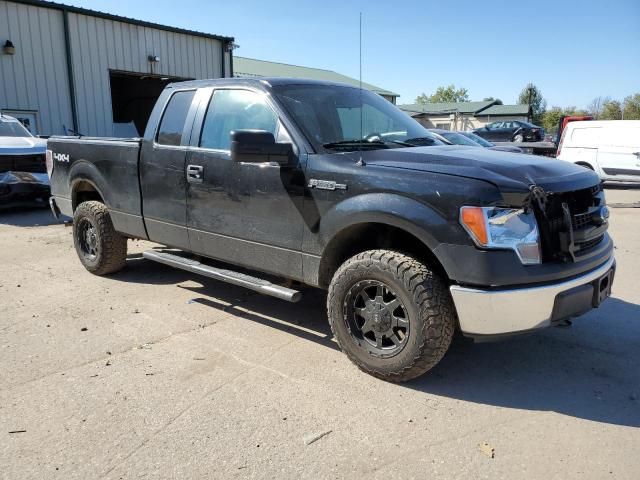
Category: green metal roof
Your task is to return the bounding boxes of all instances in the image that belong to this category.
[398,101,495,115]
[233,57,399,98]
[475,104,530,116]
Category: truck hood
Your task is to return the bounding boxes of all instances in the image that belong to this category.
[358,145,600,195]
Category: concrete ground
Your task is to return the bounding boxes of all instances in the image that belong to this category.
[1,187,639,480]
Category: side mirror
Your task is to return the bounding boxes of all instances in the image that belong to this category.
[230,130,293,165]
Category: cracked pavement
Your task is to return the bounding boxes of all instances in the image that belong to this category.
[1,187,639,479]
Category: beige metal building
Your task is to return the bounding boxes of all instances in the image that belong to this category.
[0,0,234,136]
[399,101,530,130]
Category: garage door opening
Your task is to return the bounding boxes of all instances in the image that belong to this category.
[109,71,188,136]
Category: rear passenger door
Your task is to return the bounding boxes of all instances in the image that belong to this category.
[484,122,503,141]
[185,87,307,279]
[140,89,197,249]
[499,121,516,141]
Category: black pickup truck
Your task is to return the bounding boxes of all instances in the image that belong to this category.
[47,78,615,382]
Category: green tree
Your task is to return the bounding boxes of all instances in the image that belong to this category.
[600,100,622,120]
[542,106,590,133]
[415,84,469,104]
[622,93,640,119]
[588,96,610,119]
[517,83,547,124]
[541,107,564,132]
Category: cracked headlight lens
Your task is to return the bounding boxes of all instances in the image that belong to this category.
[460,206,541,265]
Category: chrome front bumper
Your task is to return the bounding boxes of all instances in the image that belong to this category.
[450,255,615,336]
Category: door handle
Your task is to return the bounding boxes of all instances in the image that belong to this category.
[187,164,204,183]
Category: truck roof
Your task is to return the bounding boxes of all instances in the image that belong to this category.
[167,76,365,91]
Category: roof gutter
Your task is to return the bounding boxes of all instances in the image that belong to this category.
[13,0,234,42]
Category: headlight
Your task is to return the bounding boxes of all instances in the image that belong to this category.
[460,206,541,265]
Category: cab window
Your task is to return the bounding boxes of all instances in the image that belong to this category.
[156,90,195,146]
[200,89,279,150]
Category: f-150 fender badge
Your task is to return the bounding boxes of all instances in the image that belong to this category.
[308,179,347,191]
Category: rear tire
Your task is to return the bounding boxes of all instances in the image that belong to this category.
[513,133,524,143]
[327,250,455,382]
[73,201,127,275]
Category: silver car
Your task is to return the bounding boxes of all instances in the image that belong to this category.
[0,115,50,207]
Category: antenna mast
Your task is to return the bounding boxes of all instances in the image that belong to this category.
[359,12,363,142]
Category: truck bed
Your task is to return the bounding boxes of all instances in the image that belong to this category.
[47,136,146,238]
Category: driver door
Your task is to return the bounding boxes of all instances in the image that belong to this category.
[185,87,307,279]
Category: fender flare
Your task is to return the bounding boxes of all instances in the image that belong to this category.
[314,193,453,284]
[68,160,111,210]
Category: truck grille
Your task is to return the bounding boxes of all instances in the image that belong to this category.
[536,183,606,262]
[572,211,593,230]
[575,235,605,255]
[0,154,47,173]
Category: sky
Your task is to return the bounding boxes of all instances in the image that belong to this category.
[64,0,640,108]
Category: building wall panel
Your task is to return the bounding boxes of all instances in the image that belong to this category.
[0,1,73,134]
[65,12,226,136]
[2,1,230,137]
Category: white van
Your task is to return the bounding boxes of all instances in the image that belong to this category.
[556,120,640,183]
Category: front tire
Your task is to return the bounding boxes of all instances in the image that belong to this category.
[73,201,127,275]
[327,250,455,382]
[513,133,524,143]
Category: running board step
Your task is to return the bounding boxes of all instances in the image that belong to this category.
[142,250,302,303]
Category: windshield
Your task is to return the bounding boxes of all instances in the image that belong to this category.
[272,84,445,151]
[0,119,32,137]
[460,131,493,147]
[440,131,481,147]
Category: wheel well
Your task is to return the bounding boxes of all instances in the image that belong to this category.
[72,180,104,210]
[318,223,448,288]
[575,161,594,170]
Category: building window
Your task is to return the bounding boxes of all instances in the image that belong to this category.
[435,123,450,130]
[1,110,39,135]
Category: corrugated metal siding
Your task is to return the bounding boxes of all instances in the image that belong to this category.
[66,12,225,136]
[0,1,73,134]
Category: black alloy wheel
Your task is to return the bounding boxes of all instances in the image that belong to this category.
[76,217,99,261]
[343,279,410,358]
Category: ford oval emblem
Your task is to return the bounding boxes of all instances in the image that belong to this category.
[593,206,610,225]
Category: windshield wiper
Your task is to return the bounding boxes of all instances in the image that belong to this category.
[323,139,416,150]
[404,136,448,146]
[381,139,415,147]
[323,140,391,150]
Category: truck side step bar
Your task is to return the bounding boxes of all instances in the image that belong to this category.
[142,250,302,303]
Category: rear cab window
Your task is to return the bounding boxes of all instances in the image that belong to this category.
[156,90,196,146]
